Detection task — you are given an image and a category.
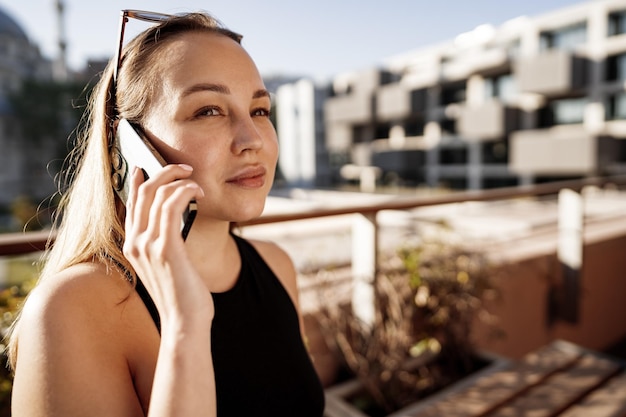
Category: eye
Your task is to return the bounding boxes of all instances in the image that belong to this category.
[252,107,271,118]
[195,106,222,118]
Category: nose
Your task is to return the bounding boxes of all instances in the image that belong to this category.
[231,114,264,155]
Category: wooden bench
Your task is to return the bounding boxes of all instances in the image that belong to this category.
[394,340,626,417]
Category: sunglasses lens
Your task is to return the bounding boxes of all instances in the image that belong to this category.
[127,10,172,23]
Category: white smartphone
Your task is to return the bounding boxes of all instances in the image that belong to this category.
[111,119,197,241]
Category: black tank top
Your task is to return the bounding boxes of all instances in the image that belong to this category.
[135,234,325,416]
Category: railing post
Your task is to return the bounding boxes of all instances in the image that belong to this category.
[351,212,378,327]
[556,188,583,323]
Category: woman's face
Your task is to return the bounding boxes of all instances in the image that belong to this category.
[142,31,278,224]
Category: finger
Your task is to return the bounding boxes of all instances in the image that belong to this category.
[132,164,194,237]
[142,164,194,190]
[146,179,201,239]
[159,182,204,241]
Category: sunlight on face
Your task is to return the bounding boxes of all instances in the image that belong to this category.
[143,32,279,223]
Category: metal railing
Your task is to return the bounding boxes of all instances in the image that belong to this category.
[2,175,626,258]
[3,174,626,324]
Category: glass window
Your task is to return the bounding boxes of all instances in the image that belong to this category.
[540,97,587,126]
[606,53,626,81]
[608,11,626,36]
[540,22,587,51]
[484,74,517,103]
[440,83,466,106]
[550,97,587,125]
[440,118,457,135]
[606,92,626,120]
[404,119,424,137]
[553,98,587,124]
[440,148,467,164]
[482,141,508,164]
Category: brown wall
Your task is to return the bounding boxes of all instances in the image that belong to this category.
[304,231,626,385]
[474,233,626,358]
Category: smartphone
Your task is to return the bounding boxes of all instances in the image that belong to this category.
[111,119,197,241]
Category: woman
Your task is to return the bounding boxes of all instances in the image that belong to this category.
[8,11,325,417]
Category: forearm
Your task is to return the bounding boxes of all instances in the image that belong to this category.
[148,325,216,417]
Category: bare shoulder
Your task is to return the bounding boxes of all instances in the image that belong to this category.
[13,262,136,368]
[12,262,149,415]
[17,262,133,336]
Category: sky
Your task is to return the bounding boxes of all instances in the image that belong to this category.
[1,0,586,82]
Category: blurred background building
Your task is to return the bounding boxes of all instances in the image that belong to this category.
[279,0,626,191]
[4,0,626,216]
[0,5,53,208]
[0,2,107,230]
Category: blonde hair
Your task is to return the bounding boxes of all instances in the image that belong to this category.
[7,12,242,368]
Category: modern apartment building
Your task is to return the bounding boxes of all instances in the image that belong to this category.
[316,0,626,190]
[276,79,332,188]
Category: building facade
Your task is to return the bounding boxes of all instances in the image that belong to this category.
[0,6,54,208]
[315,0,626,190]
[276,79,331,188]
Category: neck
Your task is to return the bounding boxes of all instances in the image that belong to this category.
[183,219,241,292]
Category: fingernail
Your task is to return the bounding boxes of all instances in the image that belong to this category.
[188,183,205,198]
[179,164,193,171]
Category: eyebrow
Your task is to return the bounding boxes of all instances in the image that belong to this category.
[181,83,271,100]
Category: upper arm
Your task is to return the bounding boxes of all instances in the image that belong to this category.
[11,269,146,417]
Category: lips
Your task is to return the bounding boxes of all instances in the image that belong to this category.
[226,165,267,189]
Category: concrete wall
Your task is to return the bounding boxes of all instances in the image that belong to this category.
[303,228,626,386]
[475,231,626,359]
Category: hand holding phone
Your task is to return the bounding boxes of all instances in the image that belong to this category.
[111,119,197,240]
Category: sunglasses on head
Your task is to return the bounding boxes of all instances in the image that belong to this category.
[112,10,173,90]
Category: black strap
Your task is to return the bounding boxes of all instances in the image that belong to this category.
[135,276,161,334]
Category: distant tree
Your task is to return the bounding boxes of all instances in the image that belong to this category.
[7,79,95,206]
[8,78,92,152]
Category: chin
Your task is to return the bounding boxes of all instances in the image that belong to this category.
[226,201,267,223]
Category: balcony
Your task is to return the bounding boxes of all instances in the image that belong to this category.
[4,177,626,414]
[515,50,587,96]
[324,93,373,124]
[376,83,410,121]
[509,126,606,175]
[457,99,519,140]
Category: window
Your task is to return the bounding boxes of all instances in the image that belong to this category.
[375,123,391,140]
[609,10,626,36]
[404,118,424,137]
[606,92,626,120]
[440,148,467,165]
[440,83,466,106]
[352,125,370,143]
[410,89,427,112]
[440,118,457,135]
[482,141,508,164]
[553,98,587,124]
[606,53,626,81]
[380,70,400,86]
[484,74,517,103]
[539,97,587,127]
[540,22,587,51]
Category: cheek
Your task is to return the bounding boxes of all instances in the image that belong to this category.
[182,143,225,172]
[265,130,280,163]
